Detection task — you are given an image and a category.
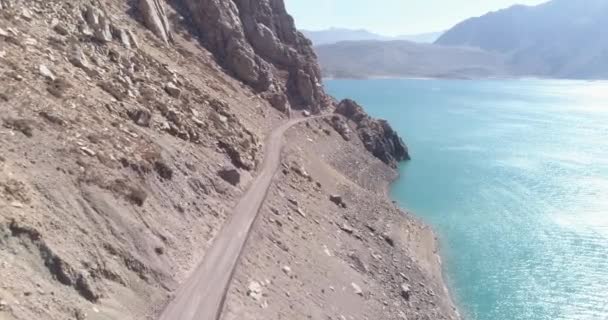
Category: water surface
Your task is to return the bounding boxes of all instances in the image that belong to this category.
[326,78,608,320]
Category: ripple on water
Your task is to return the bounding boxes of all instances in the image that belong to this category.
[326,78,608,320]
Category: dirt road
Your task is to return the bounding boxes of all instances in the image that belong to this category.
[158,117,311,320]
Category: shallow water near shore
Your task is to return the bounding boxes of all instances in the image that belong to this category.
[326,78,608,320]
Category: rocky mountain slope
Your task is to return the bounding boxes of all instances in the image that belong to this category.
[0,0,458,319]
[315,40,508,79]
[436,0,608,79]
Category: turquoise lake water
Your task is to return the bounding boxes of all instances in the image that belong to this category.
[326,79,608,320]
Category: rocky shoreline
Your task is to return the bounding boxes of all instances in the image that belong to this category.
[0,0,458,319]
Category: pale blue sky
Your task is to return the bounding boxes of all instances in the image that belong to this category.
[285,0,548,35]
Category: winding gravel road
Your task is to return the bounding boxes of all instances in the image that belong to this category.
[158,117,311,320]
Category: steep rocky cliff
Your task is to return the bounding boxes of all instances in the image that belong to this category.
[173,0,331,113]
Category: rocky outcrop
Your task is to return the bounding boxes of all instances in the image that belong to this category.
[335,99,410,168]
[175,0,330,113]
[327,115,351,141]
[138,0,173,44]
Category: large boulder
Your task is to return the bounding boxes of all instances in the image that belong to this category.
[335,99,410,168]
[217,166,241,186]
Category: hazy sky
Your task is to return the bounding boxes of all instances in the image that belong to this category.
[284,0,548,35]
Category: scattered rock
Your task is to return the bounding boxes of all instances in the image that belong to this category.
[10,201,24,208]
[138,0,173,44]
[128,109,152,127]
[94,17,113,43]
[127,30,140,49]
[74,308,87,320]
[111,179,148,206]
[23,37,38,46]
[400,283,411,301]
[340,223,355,234]
[164,82,181,98]
[20,7,33,21]
[52,20,70,36]
[383,232,395,247]
[84,5,101,26]
[39,64,55,81]
[296,208,306,218]
[39,111,65,126]
[217,166,240,186]
[302,110,311,117]
[291,162,311,180]
[351,282,363,296]
[329,194,347,208]
[348,252,370,273]
[3,117,34,137]
[115,27,131,48]
[154,161,173,180]
[281,265,292,277]
[80,147,96,157]
[69,48,98,77]
[247,281,263,301]
[47,78,72,98]
[98,81,127,101]
[0,299,8,311]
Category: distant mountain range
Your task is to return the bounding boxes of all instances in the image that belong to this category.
[313,0,608,79]
[436,0,608,79]
[302,28,443,45]
[315,40,508,79]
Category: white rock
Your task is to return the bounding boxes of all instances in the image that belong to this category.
[164,82,181,98]
[80,147,96,157]
[23,38,37,46]
[296,208,306,218]
[247,281,263,301]
[323,245,332,257]
[351,282,363,296]
[38,65,55,80]
[21,7,33,21]
[10,201,24,208]
[282,265,292,276]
